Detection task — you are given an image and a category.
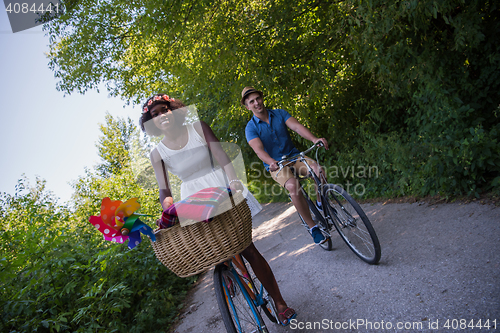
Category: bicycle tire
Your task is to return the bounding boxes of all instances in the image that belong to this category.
[323,184,381,264]
[238,257,279,323]
[213,264,269,333]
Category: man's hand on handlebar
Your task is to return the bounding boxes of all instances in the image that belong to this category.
[314,138,329,150]
[272,140,327,172]
[269,161,279,172]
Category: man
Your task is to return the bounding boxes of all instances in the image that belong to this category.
[242,86,329,244]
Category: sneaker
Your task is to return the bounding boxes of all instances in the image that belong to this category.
[310,226,327,244]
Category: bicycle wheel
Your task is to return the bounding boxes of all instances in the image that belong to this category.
[323,184,381,264]
[213,264,269,333]
[237,257,279,323]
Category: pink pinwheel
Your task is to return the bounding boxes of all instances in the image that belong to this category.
[89,197,156,249]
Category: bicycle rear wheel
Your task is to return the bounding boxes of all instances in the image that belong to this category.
[323,184,381,264]
[214,264,269,333]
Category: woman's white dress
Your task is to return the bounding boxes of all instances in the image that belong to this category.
[155,123,262,217]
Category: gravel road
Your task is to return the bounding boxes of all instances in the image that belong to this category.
[170,200,500,333]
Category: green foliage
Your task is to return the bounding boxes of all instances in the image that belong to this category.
[343,0,500,197]
[96,113,138,178]
[45,0,499,198]
[0,176,70,287]
[2,118,195,332]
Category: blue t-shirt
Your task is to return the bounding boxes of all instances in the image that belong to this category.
[245,109,301,171]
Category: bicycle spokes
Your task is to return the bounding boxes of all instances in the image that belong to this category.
[336,207,356,228]
[324,184,381,264]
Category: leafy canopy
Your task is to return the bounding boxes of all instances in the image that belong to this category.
[46,0,500,198]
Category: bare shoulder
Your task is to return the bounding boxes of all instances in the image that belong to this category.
[192,120,205,135]
[150,147,161,164]
[193,121,218,142]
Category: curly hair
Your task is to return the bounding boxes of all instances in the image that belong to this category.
[139,94,187,136]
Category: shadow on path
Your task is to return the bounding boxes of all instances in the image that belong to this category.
[171,200,500,333]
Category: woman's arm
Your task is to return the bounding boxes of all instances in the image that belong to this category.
[150,148,174,210]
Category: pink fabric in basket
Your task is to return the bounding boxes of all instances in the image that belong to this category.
[158,187,230,229]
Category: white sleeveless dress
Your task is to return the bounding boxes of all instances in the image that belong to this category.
[155,123,262,217]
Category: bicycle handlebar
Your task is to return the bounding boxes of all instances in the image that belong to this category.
[277,141,324,167]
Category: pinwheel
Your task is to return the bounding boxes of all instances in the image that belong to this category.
[89,197,156,249]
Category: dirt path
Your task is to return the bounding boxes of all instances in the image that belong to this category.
[170,200,500,333]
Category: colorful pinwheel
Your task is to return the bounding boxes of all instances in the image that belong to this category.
[89,197,156,249]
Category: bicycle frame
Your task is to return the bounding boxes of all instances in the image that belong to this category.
[275,143,382,263]
[219,259,269,332]
[230,256,268,306]
[276,143,332,230]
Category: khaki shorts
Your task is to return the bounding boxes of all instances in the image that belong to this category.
[270,157,314,187]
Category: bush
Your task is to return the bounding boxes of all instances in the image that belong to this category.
[1,178,195,333]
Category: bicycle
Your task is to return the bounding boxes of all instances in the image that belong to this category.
[276,142,381,264]
[213,254,280,333]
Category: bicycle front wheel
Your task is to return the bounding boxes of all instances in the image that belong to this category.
[213,264,269,333]
[323,184,381,264]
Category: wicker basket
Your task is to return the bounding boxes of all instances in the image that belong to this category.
[151,191,253,277]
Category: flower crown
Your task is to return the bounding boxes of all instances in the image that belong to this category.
[143,95,175,113]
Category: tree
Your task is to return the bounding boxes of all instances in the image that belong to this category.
[344,0,500,196]
[95,113,139,177]
[0,176,68,282]
[45,0,500,197]
[46,0,357,136]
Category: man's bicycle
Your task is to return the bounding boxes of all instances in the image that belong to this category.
[213,254,279,333]
[277,142,381,264]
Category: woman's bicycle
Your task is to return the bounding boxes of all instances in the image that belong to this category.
[213,254,279,333]
[276,142,381,264]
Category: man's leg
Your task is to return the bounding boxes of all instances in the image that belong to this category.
[294,158,327,204]
[271,165,326,244]
[284,177,316,228]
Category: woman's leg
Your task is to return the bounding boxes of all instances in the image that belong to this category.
[239,243,291,315]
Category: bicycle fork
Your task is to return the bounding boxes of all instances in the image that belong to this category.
[322,188,356,229]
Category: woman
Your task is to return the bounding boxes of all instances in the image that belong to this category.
[140,94,296,326]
